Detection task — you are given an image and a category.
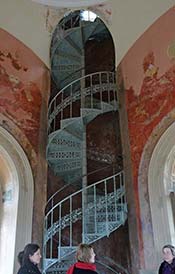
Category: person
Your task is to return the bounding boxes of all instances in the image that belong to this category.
[67,243,98,274]
[17,243,42,274]
[159,244,175,274]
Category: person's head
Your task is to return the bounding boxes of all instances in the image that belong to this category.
[162,245,175,263]
[22,243,41,266]
[76,243,95,263]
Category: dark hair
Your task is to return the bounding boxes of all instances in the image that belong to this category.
[162,245,175,256]
[17,251,24,266]
[18,243,40,266]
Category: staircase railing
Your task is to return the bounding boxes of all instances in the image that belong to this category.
[43,171,127,271]
[48,71,117,134]
[45,165,117,214]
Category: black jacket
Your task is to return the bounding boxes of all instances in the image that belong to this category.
[17,261,41,274]
[159,259,175,274]
[73,266,98,274]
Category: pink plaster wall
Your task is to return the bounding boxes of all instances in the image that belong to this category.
[0,28,50,245]
[0,28,49,153]
[119,7,175,260]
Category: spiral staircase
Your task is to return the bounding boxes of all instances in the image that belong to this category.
[51,10,110,90]
[44,11,127,274]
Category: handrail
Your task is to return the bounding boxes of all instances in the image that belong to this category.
[45,164,118,212]
[48,71,116,134]
[45,171,123,218]
[43,171,127,266]
[49,71,116,113]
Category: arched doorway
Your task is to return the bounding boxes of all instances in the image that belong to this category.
[0,127,34,274]
[148,122,175,264]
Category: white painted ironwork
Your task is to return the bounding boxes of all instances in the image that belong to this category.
[45,258,128,274]
[45,9,127,274]
[48,71,117,134]
[45,69,127,273]
[43,171,127,272]
[47,71,117,182]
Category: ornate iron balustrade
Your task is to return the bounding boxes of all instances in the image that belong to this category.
[43,171,127,272]
[48,71,117,134]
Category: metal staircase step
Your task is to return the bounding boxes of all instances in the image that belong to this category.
[44,259,58,272]
[47,130,82,162]
[84,218,127,242]
[100,101,117,113]
[51,21,102,89]
[80,100,118,124]
[44,248,76,272]
[59,246,77,259]
[81,108,101,124]
[46,259,75,273]
[47,129,83,181]
[60,117,84,139]
[110,100,118,110]
[57,168,82,184]
[85,210,127,233]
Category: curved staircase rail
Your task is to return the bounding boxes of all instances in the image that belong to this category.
[45,165,117,214]
[48,71,117,134]
[43,171,127,272]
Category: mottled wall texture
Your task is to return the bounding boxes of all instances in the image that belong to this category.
[0,28,50,245]
[118,7,175,270]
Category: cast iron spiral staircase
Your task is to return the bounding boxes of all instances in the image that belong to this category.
[44,11,127,274]
[44,71,127,273]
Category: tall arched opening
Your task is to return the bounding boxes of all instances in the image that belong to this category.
[44,8,131,274]
[0,127,34,274]
[148,122,175,262]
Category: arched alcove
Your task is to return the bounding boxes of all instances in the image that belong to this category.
[138,110,175,273]
[138,118,175,274]
[50,9,115,97]
[148,122,175,262]
[0,127,34,274]
[44,7,132,274]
